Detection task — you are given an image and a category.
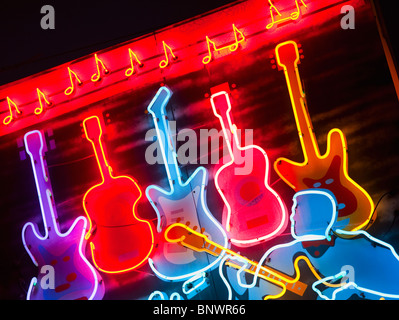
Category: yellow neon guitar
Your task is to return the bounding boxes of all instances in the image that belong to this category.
[165,223,343,299]
[273,40,375,233]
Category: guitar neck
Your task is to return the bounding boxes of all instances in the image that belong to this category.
[152,106,182,185]
[211,91,240,156]
[24,130,59,235]
[91,138,112,182]
[201,236,307,296]
[280,54,320,158]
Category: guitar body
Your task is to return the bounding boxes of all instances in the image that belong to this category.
[274,41,375,233]
[275,128,374,231]
[23,218,104,300]
[146,86,227,281]
[83,175,154,272]
[147,166,227,279]
[210,90,288,247]
[22,129,104,300]
[217,146,288,246]
[82,115,154,273]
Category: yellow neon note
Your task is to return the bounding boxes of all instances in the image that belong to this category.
[202,24,245,65]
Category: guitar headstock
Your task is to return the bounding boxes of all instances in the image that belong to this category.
[24,130,45,157]
[275,40,301,70]
[164,223,209,253]
[147,86,172,117]
[83,116,103,143]
[210,91,232,118]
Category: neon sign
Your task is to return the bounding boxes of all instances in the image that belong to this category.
[159,41,177,69]
[82,115,155,273]
[202,24,245,65]
[34,88,52,115]
[0,0,351,136]
[145,86,228,281]
[2,97,21,126]
[91,53,109,82]
[164,222,343,300]
[22,130,104,300]
[210,90,288,247]
[273,40,375,233]
[64,67,82,96]
[266,0,308,29]
[125,49,143,77]
[247,189,399,300]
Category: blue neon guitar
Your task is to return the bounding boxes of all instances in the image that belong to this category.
[146,86,228,281]
[22,130,104,300]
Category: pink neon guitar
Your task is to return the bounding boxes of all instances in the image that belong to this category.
[82,115,155,273]
[210,91,289,247]
[273,40,375,232]
[22,130,104,300]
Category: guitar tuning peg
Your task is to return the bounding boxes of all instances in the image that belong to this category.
[185,221,190,226]
[201,227,205,234]
[193,226,198,231]
[176,217,181,223]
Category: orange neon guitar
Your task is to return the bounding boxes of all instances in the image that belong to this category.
[273,41,375,232]
[210,90,288,247]
[82,115,155,273]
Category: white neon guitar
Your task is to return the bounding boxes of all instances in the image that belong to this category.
[146,86,228,281]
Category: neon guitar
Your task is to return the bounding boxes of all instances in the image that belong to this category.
[273,40,375,232]
[82,115,155,273]
[164,222,345,300]
[146,86,228,281]
[210,91,288,247]
[22,130,104,300]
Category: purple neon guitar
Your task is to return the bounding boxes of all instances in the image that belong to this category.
[22,130,104,300]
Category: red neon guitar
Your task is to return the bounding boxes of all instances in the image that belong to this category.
[273,40,375,232]
[82,115,155,273]
[22,130,104,300]
[210,90,289,247]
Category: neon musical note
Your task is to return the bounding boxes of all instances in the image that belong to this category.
[91,54,109,82]
[64,67,82,96]
[202,24,245,65]
[159,41,177,69]
[125,48,143,77]
[34,88,52,115]
[266,0,307,29]
[3,97,21,126]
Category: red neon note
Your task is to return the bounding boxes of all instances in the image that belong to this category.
[210,90,288,247]
[82,115,155,273]
[273,40,375,233]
